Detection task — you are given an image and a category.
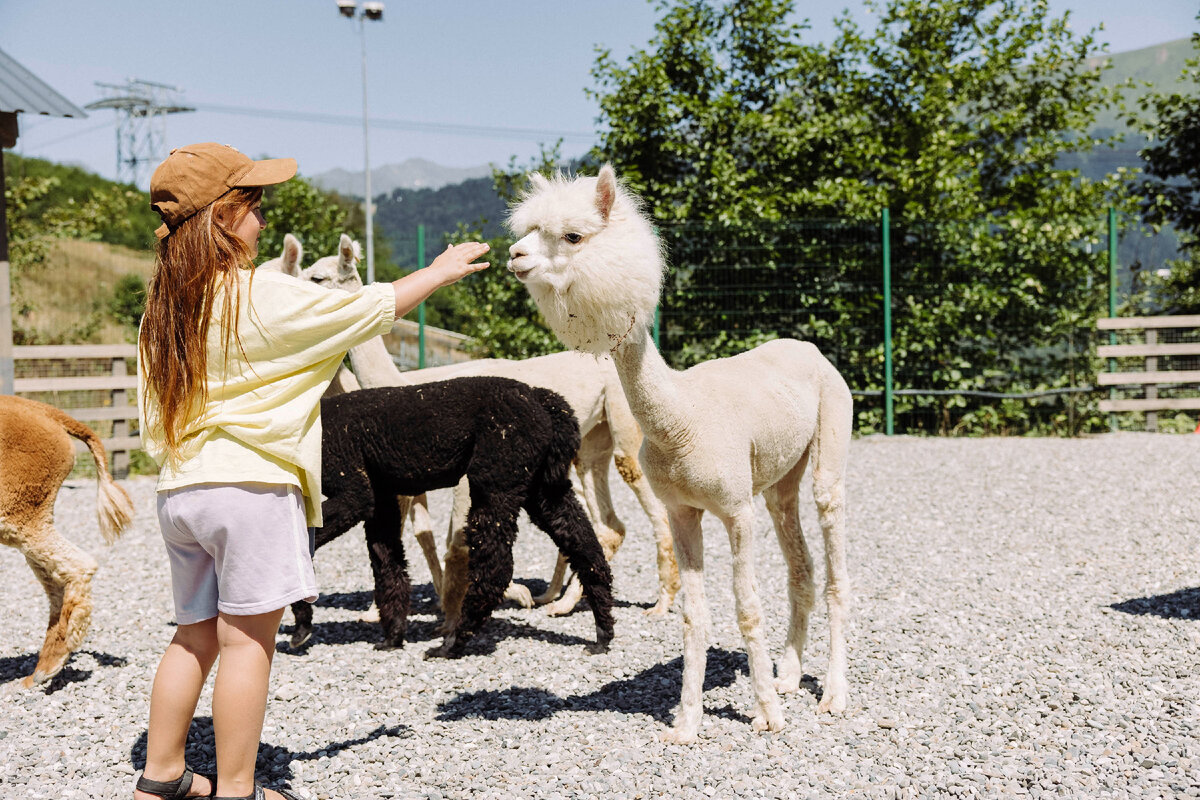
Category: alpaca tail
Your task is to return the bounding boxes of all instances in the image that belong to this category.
[54,410,135,545]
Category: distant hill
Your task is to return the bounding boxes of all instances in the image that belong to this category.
[371,175,508,268]
[1087,37,1196,136]
[310,158,492,197]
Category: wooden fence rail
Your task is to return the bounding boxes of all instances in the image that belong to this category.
[13,343,139,475]
[1096,315,1200,431]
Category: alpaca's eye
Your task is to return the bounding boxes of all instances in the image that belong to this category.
[311,275,326,284]
[563,232,583,244]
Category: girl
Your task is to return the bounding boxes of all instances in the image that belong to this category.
[133,142,488,800]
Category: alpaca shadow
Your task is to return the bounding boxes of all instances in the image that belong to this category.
[436,648,752,726]
[435,618,595,658]
[130,716,411,789]
[312,590,374,611]
[1111,587,1200,620]
[277,619,384,653]
[0,649,128,692]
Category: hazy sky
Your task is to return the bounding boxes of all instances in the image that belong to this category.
[2,0,1196,186]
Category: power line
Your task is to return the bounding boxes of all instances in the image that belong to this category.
[194,102,597,143]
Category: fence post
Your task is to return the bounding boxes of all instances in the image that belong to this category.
[111,355,129,477]
[0,146,13,396]
[653,307,661,350]
[1107,207,1118,432]
[417,224,426,369]
[882,207,894,436]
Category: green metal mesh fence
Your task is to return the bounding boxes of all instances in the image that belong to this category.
[655,214,1140,436]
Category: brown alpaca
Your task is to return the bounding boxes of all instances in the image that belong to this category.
[0,396,134,687]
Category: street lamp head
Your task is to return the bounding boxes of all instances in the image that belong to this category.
[336,0,357,18]
[363,1,384,20]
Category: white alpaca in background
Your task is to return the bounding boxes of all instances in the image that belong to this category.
[295,234,680,628]
[507,166,854,743]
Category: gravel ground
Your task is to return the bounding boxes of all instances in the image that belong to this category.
[2,433,1199,800]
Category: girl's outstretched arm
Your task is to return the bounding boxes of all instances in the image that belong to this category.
[390,242,490,318]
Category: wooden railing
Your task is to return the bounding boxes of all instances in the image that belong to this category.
[1096,315,1200,432]
[13,343,139,475]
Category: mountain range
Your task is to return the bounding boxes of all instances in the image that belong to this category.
[310,157,492,197]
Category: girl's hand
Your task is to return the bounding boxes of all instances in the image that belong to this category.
[427,242,491,286]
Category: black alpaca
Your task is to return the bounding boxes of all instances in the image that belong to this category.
[291,377,615,657]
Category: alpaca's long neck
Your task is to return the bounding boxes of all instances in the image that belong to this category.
[609,325,694,450]
[348,335,408,388]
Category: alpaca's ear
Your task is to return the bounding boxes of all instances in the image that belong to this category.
[596,164,617,222]
[338,234,359,278]
[529,171,551,192]
[281,233,303,278]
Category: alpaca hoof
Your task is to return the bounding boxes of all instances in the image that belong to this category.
[643,598,672,618]
[288,628,312,650]
[817,691,848,715]
[504,583,534,609]
[584,634,612,655]
[774,673,802,694]
[660,726,698,745]
[752,710,786,732]
[542,597,578,617]
[374,640,403,651]
[531,589,559,606]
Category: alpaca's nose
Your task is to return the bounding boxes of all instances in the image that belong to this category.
[509,241,527,259]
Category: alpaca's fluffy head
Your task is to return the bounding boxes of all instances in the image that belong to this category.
[302,233,363,291]
[259,232,304,277]
[506,165,664,354]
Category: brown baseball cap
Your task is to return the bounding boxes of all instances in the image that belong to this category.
[150,142,297,238]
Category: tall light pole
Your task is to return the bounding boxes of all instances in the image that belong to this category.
[337,0,384,284]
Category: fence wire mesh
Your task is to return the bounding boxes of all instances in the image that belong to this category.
[655,215,1166,436]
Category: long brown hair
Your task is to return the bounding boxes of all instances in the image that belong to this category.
[139,187,263,457]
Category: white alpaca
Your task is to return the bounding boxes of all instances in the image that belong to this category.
[507,166,853,743]
[297,234,680,625]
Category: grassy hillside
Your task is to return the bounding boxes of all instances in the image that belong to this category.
[15,239,152,344]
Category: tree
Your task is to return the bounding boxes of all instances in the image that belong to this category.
[1131,28,1200,312]
[590,0,1135,433]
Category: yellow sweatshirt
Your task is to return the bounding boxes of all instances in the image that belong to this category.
[138,269,396,526]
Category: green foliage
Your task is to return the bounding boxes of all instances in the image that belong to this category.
[591,0,1139,434]
[109,273,146,339]
[4,153,157,250]
[1130,28,1200,312]
[258,176,400,281]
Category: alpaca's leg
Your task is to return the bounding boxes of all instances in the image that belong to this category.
[764,455,815,694]
[407,493,443,599]
[663,505,708,744]
[437,480,472,634]
[811,404,853,715]
[539,426,620,610]
[543,435,622,616]
[427,492,523,658]
[616,459,678,617]
[607,392,679,615]
[364,497,412,648]
[18,520,98,687]
[524,477,614,654]
[723,505,785,734]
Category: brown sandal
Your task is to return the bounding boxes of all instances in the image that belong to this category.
[135,767,217,798]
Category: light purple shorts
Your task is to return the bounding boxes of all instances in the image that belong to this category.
[158,483,319,625]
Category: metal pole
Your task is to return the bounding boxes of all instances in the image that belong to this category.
[417,225,426,369]
[882,207,894,435]
[653,307,661,350]
[360,14,375,284]
[1107,207,1118,432]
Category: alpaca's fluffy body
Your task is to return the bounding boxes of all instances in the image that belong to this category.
[508,167,854,743]
[295,377,615,656]
[296,234,679,620]
[0,396,134,686]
